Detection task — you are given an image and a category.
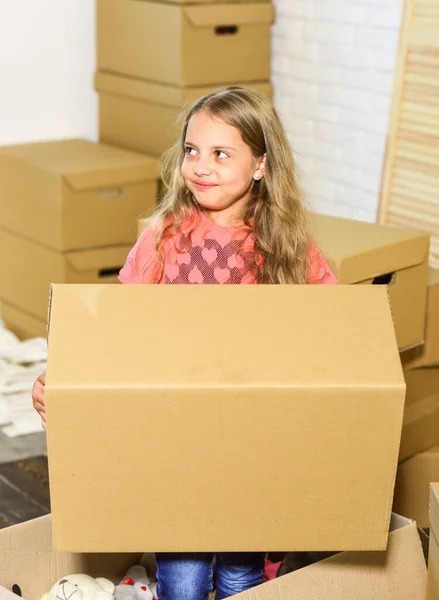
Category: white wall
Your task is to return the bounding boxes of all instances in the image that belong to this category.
[0,0,97,145]
[272,0,404,222]
[0,0,403,222]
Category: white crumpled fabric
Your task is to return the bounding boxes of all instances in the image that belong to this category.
[0,320,47,437]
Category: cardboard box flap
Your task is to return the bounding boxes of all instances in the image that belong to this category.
[96,71,207,108]
[183,3,274,27]
[61,143,158,191]
[311,213,430,283]
[46,284,404,388]
[0,514,53,552]
[95,72,272,109]
[0,515,141,600]
[238,516,426,600]
[65,246,130,273]
[1,139,158,191]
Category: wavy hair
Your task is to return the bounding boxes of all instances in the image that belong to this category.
[148,86,310,284]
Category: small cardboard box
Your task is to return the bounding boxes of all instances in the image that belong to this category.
[97,0,274,87]
[400,368,439,461]
[393,446,439,529]
[0,139,158,252]
[0,301,47,340]
[0,228,130,323]
[96,72,273,157]
[0,514,427,600]
[45,284,405,552]
[428,483,439,599]
[311,213,430,350]
[402,268,439,369]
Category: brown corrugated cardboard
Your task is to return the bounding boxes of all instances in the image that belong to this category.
[393,446,439,529]
[235,515,426,600]
[0,228,130,322]
[96,73,273,157]
[400,368,439,461]
[1,301,47,340]
[311,213,430,350]
[0,514,427,600]
[0,139,158,251]
[45,284,404,552]
[97,0,274,87]
[428,483,439,599]
[0,515,141,600]
[402,268,439,369]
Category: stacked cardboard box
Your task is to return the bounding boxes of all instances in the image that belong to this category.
[96,0,274,157]
[308,213,430,350]
[306,214,438,529]
[392,272,439,527]
[402,269,439,369]
[393,378,439,522]
[394,447,439,530]
[0,139,158,339]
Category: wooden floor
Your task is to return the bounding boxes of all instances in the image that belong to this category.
[0,456,50,529]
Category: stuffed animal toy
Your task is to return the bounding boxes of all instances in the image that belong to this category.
[115,566,157,600]
[41,574,115,600]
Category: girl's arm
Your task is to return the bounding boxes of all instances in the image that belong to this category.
[307,241,338,285]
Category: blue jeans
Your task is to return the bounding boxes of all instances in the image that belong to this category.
[155,552,265,600]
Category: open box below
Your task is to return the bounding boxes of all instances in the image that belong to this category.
[0,513,427,600]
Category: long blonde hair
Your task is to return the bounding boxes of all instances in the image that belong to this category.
[149,86,310,284]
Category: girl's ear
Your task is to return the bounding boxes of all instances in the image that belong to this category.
[253,154,267,181]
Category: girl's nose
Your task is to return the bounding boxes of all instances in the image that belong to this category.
[194,156,212,177]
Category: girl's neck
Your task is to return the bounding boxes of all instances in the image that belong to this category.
[201,199,249,228]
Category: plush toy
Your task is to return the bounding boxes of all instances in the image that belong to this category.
[115,566,157,600]
[41,574,115,600]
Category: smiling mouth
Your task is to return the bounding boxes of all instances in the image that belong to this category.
[193,181,217,190]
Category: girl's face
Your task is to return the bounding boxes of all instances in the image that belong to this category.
[181,110,265,225]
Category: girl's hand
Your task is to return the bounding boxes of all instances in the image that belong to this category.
[32,371,47,430]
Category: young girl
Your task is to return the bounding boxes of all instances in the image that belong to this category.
[33,86,337,600]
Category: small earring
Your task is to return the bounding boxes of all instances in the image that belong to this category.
[255,172,260,179]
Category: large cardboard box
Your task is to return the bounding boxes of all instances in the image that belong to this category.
[402,268,439,369]
[97,0,274,87]
[428,483,439,599]
[0,514,427,600]
[400,368,439,461]
[1,301,47,340]
[0,139,158,252]
[96,73,273,157]
[393,446,439,529]
[0,228,130,322]
[45,284,404,552]
[311,213,430,350]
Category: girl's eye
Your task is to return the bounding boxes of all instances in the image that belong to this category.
[216,150,228,159]
[185,147,197,156]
